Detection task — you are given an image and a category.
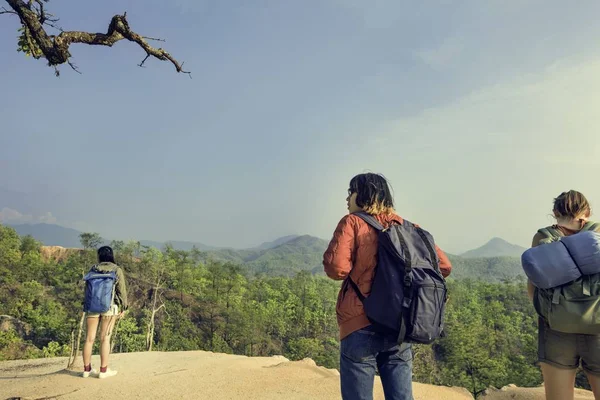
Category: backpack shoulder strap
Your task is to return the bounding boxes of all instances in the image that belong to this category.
[538,226,563,240]
[347,277,365,303]
[354,212,385,231]
[582,221,600,232]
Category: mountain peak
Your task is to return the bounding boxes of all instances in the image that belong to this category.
[460,237,527,258]
[487,237,512,245]
[254,235,300,250]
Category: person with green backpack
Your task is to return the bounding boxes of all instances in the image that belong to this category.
[527,190,600,400]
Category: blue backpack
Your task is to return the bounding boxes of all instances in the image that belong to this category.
[348,212,448,344]
[83,266,117,313]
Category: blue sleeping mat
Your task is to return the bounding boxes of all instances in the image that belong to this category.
[521,231,600,289]
[562,231,600,275]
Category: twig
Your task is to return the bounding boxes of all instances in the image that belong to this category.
[142,36,166,42]
[0,6,17,14]
[138,53,151,68]
[67,59,82,74]
[33,0,47,24]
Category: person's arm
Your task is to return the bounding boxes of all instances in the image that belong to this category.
[527,232,544,300]
[435,245,452,278]
[116,267,128,311]
[527,279,535,300]
[323,215,356,280]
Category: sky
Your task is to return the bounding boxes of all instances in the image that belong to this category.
[1,0,600,254]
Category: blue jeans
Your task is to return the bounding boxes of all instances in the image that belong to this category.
[340,325,413,400]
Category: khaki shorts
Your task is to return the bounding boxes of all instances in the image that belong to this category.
[538,318,600,375]
[86,304,119,318]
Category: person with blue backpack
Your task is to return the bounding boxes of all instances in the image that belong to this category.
[524,190,600,400]
[82,245,128,379]
[323,173,452,400]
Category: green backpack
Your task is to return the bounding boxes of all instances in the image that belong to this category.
[534,221,600,334]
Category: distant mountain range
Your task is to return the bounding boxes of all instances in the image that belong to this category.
[8,223,300,252]
[8,222,527,280]
[254,235,301,250]
[199,235,330,276]
[10,223,86,249]
[460,237,527,258]
[8,222,325,277]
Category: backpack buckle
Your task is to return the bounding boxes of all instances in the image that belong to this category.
[404,276,412,287]
[552,289,561,304]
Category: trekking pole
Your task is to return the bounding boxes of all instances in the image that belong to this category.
[110,314,123,353]
[68,311,86,370]
[66,328,75,369]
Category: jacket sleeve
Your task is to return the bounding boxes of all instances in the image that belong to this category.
[323,215,356,280]
[116,267,129,310]
[435,245,452,278]
[527,233,544,299]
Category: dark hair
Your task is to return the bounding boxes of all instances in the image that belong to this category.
[348,173,394,214]
[553,190,591,220]
[97,246,115,264]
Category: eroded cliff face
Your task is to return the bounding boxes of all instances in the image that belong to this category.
[39,246,83,262]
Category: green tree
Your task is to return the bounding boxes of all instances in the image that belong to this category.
[139,247,168,351]
[79,232,103,250]
[20,234,40,254]
[110,240,125,252]
[0,329,41,361]
[112,316,146,353]
[0,224,21,268]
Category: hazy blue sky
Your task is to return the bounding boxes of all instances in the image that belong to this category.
[2,1,600,253]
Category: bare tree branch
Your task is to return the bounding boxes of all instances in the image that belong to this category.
[4,0,190,75]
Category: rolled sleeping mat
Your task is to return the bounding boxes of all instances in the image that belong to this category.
[521,241,581,289]
[562,231,600,276]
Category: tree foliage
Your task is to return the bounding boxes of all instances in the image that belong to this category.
[79,232,103,250]
[1,222,579,394]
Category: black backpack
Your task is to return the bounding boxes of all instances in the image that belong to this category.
[348,212,448,344]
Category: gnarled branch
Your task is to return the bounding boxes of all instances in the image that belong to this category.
[5,0,190,75]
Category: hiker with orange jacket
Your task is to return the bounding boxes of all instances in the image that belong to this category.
[323,173,451,400]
